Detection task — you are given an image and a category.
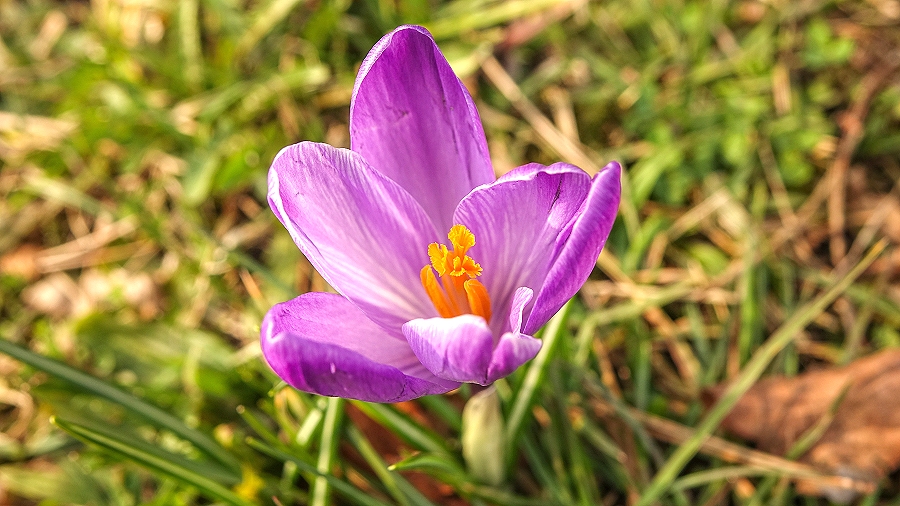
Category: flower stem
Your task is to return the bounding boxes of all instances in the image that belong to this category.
[311,397,344,506]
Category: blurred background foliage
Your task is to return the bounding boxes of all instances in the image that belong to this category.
[1,0,900,504]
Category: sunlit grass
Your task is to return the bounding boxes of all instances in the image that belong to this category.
[1,0,899,504]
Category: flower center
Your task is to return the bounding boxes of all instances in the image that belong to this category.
[420,224,492,321]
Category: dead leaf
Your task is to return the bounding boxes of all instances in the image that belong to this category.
[705,349,900,502]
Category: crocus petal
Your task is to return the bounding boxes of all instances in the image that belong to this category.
[453,163,593,331]
[350,25,494,232]
[268,142,440,334]
[524,162,621,334]
[487,333,542,383]
[261,293,458,403]
[403,314,494,384]
[506,286,534,335]
[404,287,540,385]
[486,287,541,382]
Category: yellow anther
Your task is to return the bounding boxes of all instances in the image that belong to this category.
[448,224,476,254]
[421,224,492,321]
[450,254,482,278]
[428,243,448,276]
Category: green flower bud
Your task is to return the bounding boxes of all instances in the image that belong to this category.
[461,386,505,486]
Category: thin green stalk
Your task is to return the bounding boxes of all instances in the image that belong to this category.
[248,437,391,506]
[351,401,448,454]
[583,280,695,328]
[671,466,780,491]
[312,397,344,506]
[520,431,569,503]
[345,424,414,506]
[235,0,306,57]
[505,300,571,464]
[236,405,285,450]
[427,0,568,38]
[53,417,252,506]
[178,0,203,90]
[417,394,462,430]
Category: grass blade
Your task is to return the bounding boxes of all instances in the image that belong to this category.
[351,401,449,454]
[312,396,344,506]
[636,241,886,506]
[52,417,254,506]
[0,338,240,475]
[505,300,571,464]
[248,437,393,506]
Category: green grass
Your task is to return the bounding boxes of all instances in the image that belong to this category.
[2,0,900,504]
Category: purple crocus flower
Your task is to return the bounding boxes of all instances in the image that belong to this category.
[261,25,621,403]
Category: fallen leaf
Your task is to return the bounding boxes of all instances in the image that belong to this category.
[705,349,900,502]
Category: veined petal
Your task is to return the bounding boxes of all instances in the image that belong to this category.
[261,293,458,403]
[453,163,592,332]
[350,25,494,232]
[403,287,540,385]
[487,287,541,382]
[525,162,621,334]
[505,286,534,335]
[487,333,542,383]
[403,315,494,385]
[268,142,440,334]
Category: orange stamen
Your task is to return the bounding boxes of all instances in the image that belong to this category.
[420,266,454,318]
[420,224,493,322]
[448,224,475,254]
[450,252,482,277]
[464,279,492,321]
[428,243,448,276]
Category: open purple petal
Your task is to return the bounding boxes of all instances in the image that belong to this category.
[487,333,542,383]
[403,287,542,385]
[486,287,541,382]
[402,314,494,384]
[453,163,593,331]
[524,162,621,334]
[261,292,458,402]
[350,25,494,232]
[268,141,441,334]
[505,286,534,334]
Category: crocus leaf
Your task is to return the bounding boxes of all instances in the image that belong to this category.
[247,437,393,506]
[52,417,254,506]
[387,452,466,475]
[350,401,451,455]
[0,338,241,476]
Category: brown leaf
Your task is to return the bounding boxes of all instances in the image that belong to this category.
[705,349,900,502]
